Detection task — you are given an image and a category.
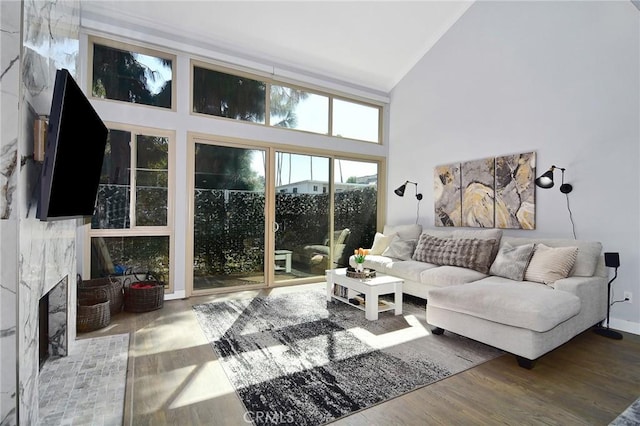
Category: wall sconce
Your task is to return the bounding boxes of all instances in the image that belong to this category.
[535,165,576,239]
[394,181,422,223]
[535,165,573,194]
[394,181,423,200]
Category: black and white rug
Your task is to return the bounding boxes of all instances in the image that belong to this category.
[192,285,503,425]
[610,397,640,425]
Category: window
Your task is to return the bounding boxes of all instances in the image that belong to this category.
[192,65,266,122]
[270,85,328,134]
[332,99,380,143]
[89,124,174,291]
[191,61,382,143]
[90,37,175,109]
[293,188,298,194]
[313,185,319,192]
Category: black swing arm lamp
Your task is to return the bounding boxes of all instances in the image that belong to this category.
[394,181,423,200]
[395,180,423,224]
[534,165,573,194]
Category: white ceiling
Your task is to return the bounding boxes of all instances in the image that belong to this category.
[82,1,474,94]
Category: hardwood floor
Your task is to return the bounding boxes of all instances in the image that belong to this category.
[78,283,640,426]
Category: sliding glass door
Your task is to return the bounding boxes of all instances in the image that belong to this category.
[189,138,383,294]
[274,152,331,281]
[333,159,379,265]
[192,143,266,291]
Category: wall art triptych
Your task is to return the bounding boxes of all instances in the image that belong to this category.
[434,151,536,229]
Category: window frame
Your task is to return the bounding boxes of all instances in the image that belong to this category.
[88,35,178,111]
[84,122,176,293]
[190,59,384,144]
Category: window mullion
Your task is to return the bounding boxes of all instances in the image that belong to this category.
[130,133,137,229]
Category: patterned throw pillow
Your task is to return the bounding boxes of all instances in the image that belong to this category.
[412,234,496,274]
[524,244,579,285]
[489,242,535,281]
[381,235,417,260]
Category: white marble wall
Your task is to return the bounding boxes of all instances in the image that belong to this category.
[2,1,80,425]
[1,0,22,423]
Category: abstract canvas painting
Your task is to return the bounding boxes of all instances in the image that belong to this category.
[495,152,536,229]
[461,157,495,228]
[434,163,461,227]
[433,152,536,229]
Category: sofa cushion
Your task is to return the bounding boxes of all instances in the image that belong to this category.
[452,228,503,263]
[524,244,578,285]
[383,223,422,241]
[412,234,496,274]
[420,265,488,290]
[489,242,535,281]
[384,260,438,283]
[381,235,417,260]
[427,279,581,332]
[501,236,601,277]
[369,232,396,255]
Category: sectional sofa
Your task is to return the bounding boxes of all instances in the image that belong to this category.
[349,224,608,368]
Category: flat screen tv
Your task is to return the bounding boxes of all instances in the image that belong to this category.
[37,68,108,221]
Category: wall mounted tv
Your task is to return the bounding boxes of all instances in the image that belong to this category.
[37,68,108,221]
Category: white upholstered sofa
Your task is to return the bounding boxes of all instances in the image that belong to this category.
[349,224,608,368]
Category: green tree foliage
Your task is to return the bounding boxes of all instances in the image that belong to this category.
[92,44,172,108]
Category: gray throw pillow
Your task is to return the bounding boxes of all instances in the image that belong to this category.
[489,242,535,281]
[381,235,416,260]
[412,234,496,274]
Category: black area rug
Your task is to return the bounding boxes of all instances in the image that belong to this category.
[192,285,503,425]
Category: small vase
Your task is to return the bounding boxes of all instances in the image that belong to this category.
[356,263,364,273]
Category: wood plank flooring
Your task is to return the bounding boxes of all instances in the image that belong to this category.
[78,283,640,426]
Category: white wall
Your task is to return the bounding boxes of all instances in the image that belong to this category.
[389,1,639,332]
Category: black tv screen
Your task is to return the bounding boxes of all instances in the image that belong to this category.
[37,69,108,221]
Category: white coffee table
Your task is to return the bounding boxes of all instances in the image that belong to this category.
[326,268,403,320]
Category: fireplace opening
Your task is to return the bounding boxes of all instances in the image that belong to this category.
[39,292,50,369]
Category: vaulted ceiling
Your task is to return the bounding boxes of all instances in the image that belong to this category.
[82,1,474,94]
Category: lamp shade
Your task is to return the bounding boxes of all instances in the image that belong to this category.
[394,183,407,197]
[535,168,555,189]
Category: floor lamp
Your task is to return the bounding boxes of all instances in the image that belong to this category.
[593,252,623,340]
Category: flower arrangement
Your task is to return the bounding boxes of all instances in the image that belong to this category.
[353,248,369,264]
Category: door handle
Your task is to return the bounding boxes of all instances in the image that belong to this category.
[273,222,280,232]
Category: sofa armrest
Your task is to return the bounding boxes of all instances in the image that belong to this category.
[553,275,607,321]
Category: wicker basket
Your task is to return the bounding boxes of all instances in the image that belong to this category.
[124,281,164,313]
[78,276,123,317]
[77,296,111,332]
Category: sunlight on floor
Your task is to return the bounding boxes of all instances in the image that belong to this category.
[135,362,235,414]
[348,314,430,349]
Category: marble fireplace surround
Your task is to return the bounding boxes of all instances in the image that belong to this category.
[1,1,81,425]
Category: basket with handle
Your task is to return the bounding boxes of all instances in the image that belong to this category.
[77,274,123,317]
[123,272,165,313]
[77,288,111,332]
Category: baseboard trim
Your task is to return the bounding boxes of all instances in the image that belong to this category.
[608,318,640,336]
[164,290,186,301]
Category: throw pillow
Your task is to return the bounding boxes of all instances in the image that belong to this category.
[412,234,496,274]
[369,232,396,255]
[383,223,422,241]
[489,242,535,281]
[452,228,503,263]
[381,235,416,260]
[524,244,579,285]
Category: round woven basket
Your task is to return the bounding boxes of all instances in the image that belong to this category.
[124,281,165,313]
[78,276,123,317]
[77,297,111,332]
